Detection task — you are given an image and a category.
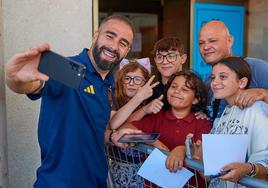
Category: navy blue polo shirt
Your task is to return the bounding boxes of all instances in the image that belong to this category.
[29,49,113,188]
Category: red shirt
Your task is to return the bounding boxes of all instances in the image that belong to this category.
[132,110,212,150]
[132,110,212,188]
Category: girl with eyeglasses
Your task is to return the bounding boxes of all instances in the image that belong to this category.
[106,60,164,187]
[111,61,163,125]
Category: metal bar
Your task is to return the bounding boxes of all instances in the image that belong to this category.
[106,143,268,188]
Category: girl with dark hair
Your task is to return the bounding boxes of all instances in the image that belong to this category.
[206,57,268,187]
[191,57,268,188]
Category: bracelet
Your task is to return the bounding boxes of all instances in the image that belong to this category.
[252,164,259,177]
[247,163,255,177]
[109,129,117,144]
[247,163,259,177]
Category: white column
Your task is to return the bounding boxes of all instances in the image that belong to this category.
[0,0,9,186]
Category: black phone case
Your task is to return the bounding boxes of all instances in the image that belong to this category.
[118,133,160,143]
[38,51,86,90]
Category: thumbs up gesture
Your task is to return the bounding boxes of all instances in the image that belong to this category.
[142,94,164,114]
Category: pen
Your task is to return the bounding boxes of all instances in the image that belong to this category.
[209,170,231,179]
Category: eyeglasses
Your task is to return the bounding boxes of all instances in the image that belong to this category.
[123,76,145,85]
[154,52,180,64]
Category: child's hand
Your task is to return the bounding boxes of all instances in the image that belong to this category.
[192,140,203,161]
[134,75,159,103]
[185,133,203,161]
[195,111,210,120]
[111,128,142,148]
[219,162,252,182]
[149,140,169,151]
[166,146,186,173]
[142,95,164,114]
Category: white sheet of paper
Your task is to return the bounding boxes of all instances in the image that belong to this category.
[137,148,193,188]
[202,134,249,176]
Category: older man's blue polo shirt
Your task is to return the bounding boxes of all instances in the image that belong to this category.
[29,49,114,188]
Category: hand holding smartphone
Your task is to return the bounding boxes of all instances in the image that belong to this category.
[38,50,86,89]
[118,133,160,143]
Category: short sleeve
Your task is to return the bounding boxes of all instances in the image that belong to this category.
[246,57,268,89]
[27,79,64,100]
[131,113,159,133]
[194,119,212,142]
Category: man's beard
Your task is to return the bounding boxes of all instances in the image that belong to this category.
[92,44,123,71]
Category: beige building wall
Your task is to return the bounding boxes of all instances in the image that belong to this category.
[248,0,268,61]
[2,0,93,187]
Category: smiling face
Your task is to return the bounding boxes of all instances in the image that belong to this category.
[167,76,197,111]
[91,19,134,72]
[198,21,233,65]
[211,63,247,105]
[155,50,186,83]
[123,69,146,99]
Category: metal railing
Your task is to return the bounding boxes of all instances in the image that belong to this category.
[105,143,268,188]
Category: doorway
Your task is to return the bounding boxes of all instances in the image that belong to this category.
[98,0,191,71]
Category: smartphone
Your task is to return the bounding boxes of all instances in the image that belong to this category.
[118,133,160,143]
[38,50,86,90]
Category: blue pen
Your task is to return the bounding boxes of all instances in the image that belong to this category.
[209,170,231,179]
